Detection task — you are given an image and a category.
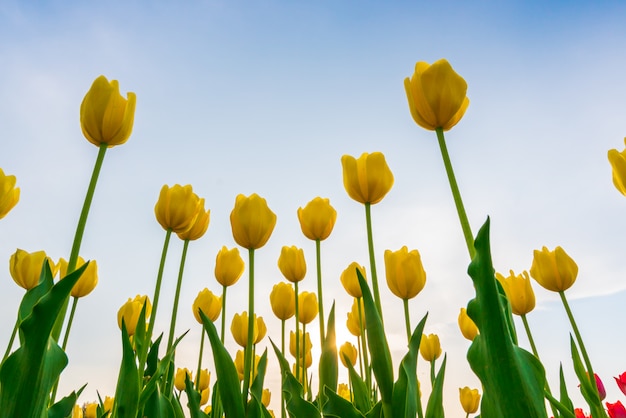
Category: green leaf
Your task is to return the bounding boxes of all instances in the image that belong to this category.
[344,352,371,414]
[558,363,574,414]
[112,320,140,418]
[318,302,338,407]
[199,310,245,418]
[570,337,607,418]
[424,354,446,418]
[465,218,547,418]
[47,384,87,418]
[357,270,394,418]
[184,374,209,418]
[322,387,365,418]
[364,401,382,418]
[392,314,427,418]
[143,386,176,418]
[0,262,87,418]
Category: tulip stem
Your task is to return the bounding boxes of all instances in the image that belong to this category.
[357,297,371,396]
[220,285,227,343]
[429,360,436,387]
[364,202,384,324]
[167,239,190,353]
[294,281,300,382]
[61,297,79,352]
[195,329,205,391]
[315,239,325,345]
[559,291,601,403]
[242,248,255,404]
[281,318,286,418]
[520,314,539,359]
[2,317,19,363]
[402,299,411,343]
[435,128,475,259]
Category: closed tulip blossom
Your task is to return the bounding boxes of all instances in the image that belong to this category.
[234,350,260,382]
[459,387,480,414]
[495,270,535,316]
[0,168,19,220]
[231,312,259,348]
[340,262,367,299]
[261,389,271,408]
[338,383,351,401]
[341,152,394,205]
[192,288,222,323]
[297,197,337,241]
[174,368,192,392]
[608,138,626,196]
[58,257,98,298]
[384,246,426,300]
[230,193,277,250]
[10,249,55,290]
[297,291,318,325]
[117,295,151,336]
[80,75,136,147]
[71,404,83,418]
[177,198,210,241]
[420,333,442,362]
[214,246,245,287]
[346,298,366,336]
[458,308,479,341]
[530,246,578,292]
[154,184,203,234]
[277,246,307,283]
[339,342,358,368]
[289,330,312,359]
[269,282,295,320]
[404,59,469,131]
[197,369,211,392]
[254,316,267,344]
[615,372,626,396]
[607,400,626,418]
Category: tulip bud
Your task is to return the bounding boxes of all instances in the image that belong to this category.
[192,288,222,323]
[289,330,312,359]
[277,246,307,283]
[231,311,258,348]
[384,246,426,300]
[530,246,578,292]
[459,386,480,414]
[496,270,535,316]
[197,369,211,391]
[214,246,245,287]
[339,342,358,368]
[0,168,19,220]
[261,388,271,407]
[71,404,83,418]
[103,397,114,414]
[269,282,295,320]
[59,256,98,298]
[177,198,210,241]
[154,184,202,234]
[80,75,136,147]
[404,59,469,131]
[420,333,442,362]
[200,388,210,406]
[235,349,260,381]
[338,383,351,401]
[230,193,276,250]
[608,138,626,196]
[254,316,267,344]
[340,262,367,298]
[117,295,151,336]
[458,308,478,341]
[297,291,318,325]
[174,368,192,392]
[297,197,337,241]
[341,152,394,205]
[10,249,55,290]
[346,298,365,337]
[84,403,97,418]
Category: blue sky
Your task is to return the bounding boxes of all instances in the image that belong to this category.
[2,0,626,414]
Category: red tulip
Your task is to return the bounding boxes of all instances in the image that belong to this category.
[615,372,626,397]
[607,400,626,418]
[574,408,590,418]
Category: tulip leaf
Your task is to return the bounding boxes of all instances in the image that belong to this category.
[344,351,371,414]
[200,310,245,418]
[364,401,382,418]
[0,261,86,418]
[545,391,576,418]
[143,386,176,418]
[570,337,608,418]
[466,218,547,418]
[250,349,268,404]
[47,384,86,418]
[184,374,209,418]
[322,387,365,418]
[318,302,338,407]
[357,270,394,418]
[392,313,427,418]
[558,363,574,414]
[112,319,140,418]
[424,354,447,418]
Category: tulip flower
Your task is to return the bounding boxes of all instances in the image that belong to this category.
[103,397,114,413]
[117,295,152,336]
[458,308,478,341]
[176,198,210,241]
[0,168,19,220]
[340,262,367,299]
[234,349,260,382]
[71,404,83,418]
[529,246,578,293]
[58,257,98,298]
[575,409,591,418]
[596,373,607,400]
[230,193,277,250]
[192,288,222,323]
[277,246,307,283]
[197,369,211,392]
[84,403,97,418]
[254,316,267,344]
[261,389,271,408]
[459,387,480,414]
[615,372,626,396]
[339,342,358,368]
[608,138,626,196]
[214,246,245,287]
[289,330,312,359]
[10,249,55,290]
[80,75,136,147]
[200,388,210,406]
[174,368,192,391]
[297,197,337,241]
[346,307,362,337]
[404,59,469,132]
[297,291,318,325]
[420,333,442,362]
[338,383,351,401]
[269,282,295,321]
[341,152,394,205]
[154,184,203,234]
[231,311,259,348]
[495,270,535,316]
[607,400,626,418]
[384,246,427,300]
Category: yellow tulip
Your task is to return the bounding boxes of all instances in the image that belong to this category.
[80,75,136,147]
[84,403,97,418]
[255,316,267,344]
[103,396,114,414]
[177,198,210,241]
[277,245,307,283]
[230,193,276,250]
[58,257,98,298]
[192,288,222,323]
[496,270,536,316]
[384,246,426,300]
[117,295,151,336]
[346,298,365,337]
[297,291,318,325]
[262,388,271,407]
[339,342,358,368]
[608,138,626,196]
[174,368,192,391]
[10,249,55,290]
[459,386,481,414]
[458,308,478,341]
[214,246,245,287]
[340,262,367,298]
[341,152,394,205]
[235,349,260,381]
[420,333,442,362]
[231,311,258,348]
[197,369,211,391]
[200,388,210,406]
[289,330,312,358]
[338,383,351,401]
[71,404,83,418]
[530,246,578,292]
[269,282,295,320]
[0,168,19,219]
[297,197,337,241]
[404,59,469,131]
[154,184,202,234]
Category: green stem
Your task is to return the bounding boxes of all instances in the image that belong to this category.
[357,297,371,397]
[281,318,286,418]
[315,239,325,346]
[2,317,19,363]
[301,323,307,386]
[195,329,205,391]
[364,203,383,324]
[559,291,601,402]
[220,285,227,344]
[521,314,539,359]
[429,360,436,387]
[294,280,300,381]
[167,239,190,352]
[402,298,411,343]
[357,334,364,380]
[140,229,173,372]
[242,248,255,403]
[435,127,475,259]
[61,297,79,352]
